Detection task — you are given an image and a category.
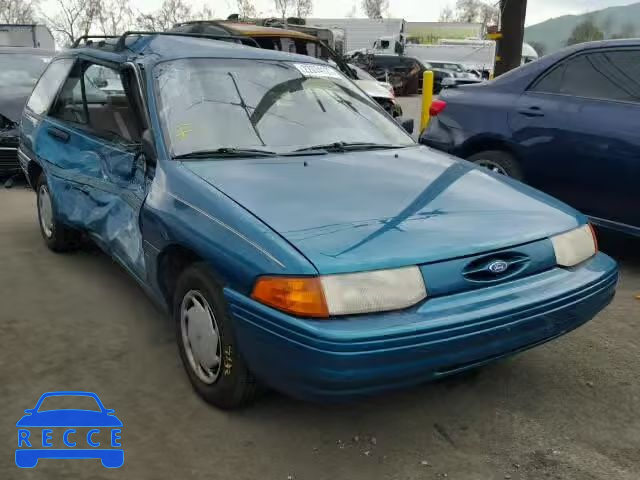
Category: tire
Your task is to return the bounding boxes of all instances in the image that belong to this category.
[36,172,81,252]
[467,150,523,181]
[174,263,260,409]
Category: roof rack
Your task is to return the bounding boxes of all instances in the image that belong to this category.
[71,35,119,48]
[114,31,259,50]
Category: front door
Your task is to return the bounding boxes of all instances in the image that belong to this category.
[510,48,640,231]
[35,59,150,279]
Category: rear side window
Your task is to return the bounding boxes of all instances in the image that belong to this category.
[26,58,74,115]
[532,50,640,103]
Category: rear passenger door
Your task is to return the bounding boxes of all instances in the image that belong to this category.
[35,59,150,279]
[511,48,640,230]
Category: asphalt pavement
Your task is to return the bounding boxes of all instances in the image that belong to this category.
[1,174,639,479]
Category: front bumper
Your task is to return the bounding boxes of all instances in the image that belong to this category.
[226,253,617,401]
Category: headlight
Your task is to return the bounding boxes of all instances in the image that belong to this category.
[251,266,427,318]
[551,224,598,267]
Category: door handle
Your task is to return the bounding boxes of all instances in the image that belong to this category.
[47,127,70,143]
[517,106,544,117]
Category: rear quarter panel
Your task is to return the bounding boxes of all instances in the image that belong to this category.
[437,86,518,158]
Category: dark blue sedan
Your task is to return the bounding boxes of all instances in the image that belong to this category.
[421,39,640,237]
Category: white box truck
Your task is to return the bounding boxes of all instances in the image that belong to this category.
[0,24,55,50]
[307,18,405,54]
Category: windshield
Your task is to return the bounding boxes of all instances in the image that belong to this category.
[254,36,330,61]
[434,62,463,72]
[154,59,413,157]
[0,54,51,87]
[37,395,101,412]
[350,64,376,81]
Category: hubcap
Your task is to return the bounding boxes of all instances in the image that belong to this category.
[38,185,54,238]
[475,160,508,176]
[180,290,222,384]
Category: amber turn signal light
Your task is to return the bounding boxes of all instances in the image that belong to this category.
[251,276,329,318]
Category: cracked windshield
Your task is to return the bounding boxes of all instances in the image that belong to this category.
[155,59,412,156]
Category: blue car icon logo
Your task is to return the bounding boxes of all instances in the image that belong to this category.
[15,391,123,468]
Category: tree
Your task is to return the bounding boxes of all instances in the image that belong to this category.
[295,0,313,18]
[236,0,257,19]
[362,0,389,19]
[439,6,455,22]
[39,0,101,47]
[451,0,498,32]
[0,0,40,23]
[136,0,210,31]
[610,22,636,39]
[96,0,133,36]
[274,0,294,20]
[566,18,604,46]
[454,0,479,23]
[528,41,546,56]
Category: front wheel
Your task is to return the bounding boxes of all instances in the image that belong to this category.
[36,172,81,252]
[174,263,261,409]
[467,150,523,181]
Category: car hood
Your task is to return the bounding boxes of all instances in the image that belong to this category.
[0,86,32,123]
[184,146,581,274]
[16,410,123,427]
[354,79,393,99]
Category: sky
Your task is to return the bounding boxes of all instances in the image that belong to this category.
[42,0,640,27]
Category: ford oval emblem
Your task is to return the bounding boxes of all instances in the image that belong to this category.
[488,260,509,274]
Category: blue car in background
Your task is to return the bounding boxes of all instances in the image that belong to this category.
[19,32,617,409]
[421,39,640,238]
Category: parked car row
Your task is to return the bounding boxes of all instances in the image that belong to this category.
[17,31,618,409]
[349,52,483,95]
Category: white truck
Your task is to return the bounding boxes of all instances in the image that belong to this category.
[405,39,538,77]
[405,40,497,77]
[0,24,55,50]
[307,18,405,54]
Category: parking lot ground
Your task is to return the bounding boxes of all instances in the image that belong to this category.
[1,184,639,480]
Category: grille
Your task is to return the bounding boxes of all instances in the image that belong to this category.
[0,147,19,174]
[462,253,530,283]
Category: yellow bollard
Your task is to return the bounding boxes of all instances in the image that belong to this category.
[420,71,434,134]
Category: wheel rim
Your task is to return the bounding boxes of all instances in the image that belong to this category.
[475,159,508,176]
[38,185,54,238]
[180,290,222,384]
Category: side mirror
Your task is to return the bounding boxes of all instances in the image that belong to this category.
[95,79,108,88]
[141,129,156,165]
[400,118,414,135]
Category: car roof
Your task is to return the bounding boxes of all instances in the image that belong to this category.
[489,37,640,91]
[0,46,54,55]
[64,33,328,67]
[173,20,317,41]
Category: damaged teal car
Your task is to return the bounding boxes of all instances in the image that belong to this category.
[19,32,618,409]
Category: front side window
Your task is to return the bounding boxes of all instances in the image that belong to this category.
[154,58,413,157]
[50,62,139,141]
[26,58,74,116]
[532,50,640,103]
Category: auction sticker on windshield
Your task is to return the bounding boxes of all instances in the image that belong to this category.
[293,63,342,79]
[15,391,123,468]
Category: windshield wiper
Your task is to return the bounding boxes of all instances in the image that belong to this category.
[173,148,277,159]
[291,142,410,154]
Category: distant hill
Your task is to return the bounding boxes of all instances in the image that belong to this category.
[524,2,640,54]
